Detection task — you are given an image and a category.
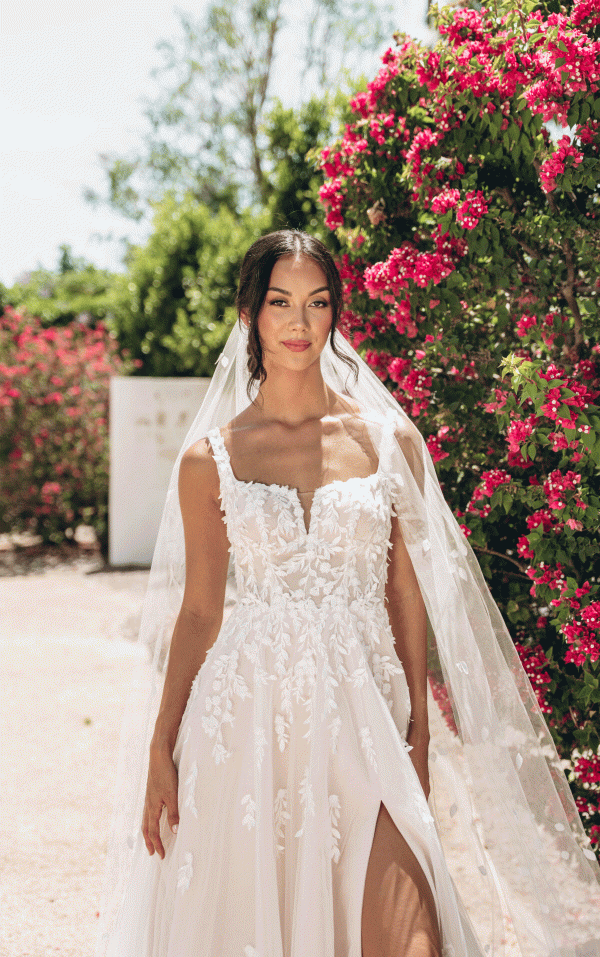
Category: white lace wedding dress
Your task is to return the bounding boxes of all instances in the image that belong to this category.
[106,414,484,957]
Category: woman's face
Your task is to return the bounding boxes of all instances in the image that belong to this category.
[248,254,333,374]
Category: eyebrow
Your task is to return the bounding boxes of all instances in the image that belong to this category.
[267,286,329,296]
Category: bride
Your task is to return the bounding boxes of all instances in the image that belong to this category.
[97,231,600,957]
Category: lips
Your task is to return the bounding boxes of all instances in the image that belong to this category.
[282,340,311,352]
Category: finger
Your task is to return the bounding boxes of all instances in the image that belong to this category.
[166,795,180,834]
[148,805,166,859]
[142,809,155,856]
[149,825,165,860]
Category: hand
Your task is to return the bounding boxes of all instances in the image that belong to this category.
[142,745,180,859]
[407,727,430,800]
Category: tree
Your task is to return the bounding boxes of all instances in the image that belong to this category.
[263,94,346,239]
[107,195,270,377]
[318,0,600,848]
[5,247,118,328]
[87,0,393,222]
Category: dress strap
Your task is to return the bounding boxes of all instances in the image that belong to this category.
[377,408,400,477]
[206,427,236,498]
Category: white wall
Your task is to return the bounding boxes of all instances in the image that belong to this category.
[109,376,210,566]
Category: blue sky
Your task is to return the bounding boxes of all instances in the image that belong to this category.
[1,0,430,287]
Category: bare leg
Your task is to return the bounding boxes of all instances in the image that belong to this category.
[362,801,442,957]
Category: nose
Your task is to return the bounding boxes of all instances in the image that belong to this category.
[287,306,310,331]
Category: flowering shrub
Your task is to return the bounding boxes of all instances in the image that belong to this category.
[318,0,600,848]
[0,307,136,552]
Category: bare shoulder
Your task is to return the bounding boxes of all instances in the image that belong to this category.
[333,396,388,435]
[179,437,220,503]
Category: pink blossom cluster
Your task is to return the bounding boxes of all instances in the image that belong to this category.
[405,128,445,187]
[577,118,600,147]
[526,561,568,596]
[543,469,583,510]
[430,188,460,214]
[538,371,596,429]
[582,602,600,628]
[426,425,455,463]
[338,254,366,297]
[391,368,433,418]
[319,146,355,181]
[318,179,345,230]
[516,314,538,338]
[368,112,397,145]
[455,190,489,229]
[526,508,558,533]
[471,468,512,501]
[338,309,390,348]
[517,535,535,560]
[539,135,584,193]
[562,621,600,666]
[572,0,600,27]
[363,229,467,302]
[506,414,538,455]
[483,388,509,413]
[523,12,600,124]
[362,350,433,417]
[577,795,600,817]
[573,753,600,787]
[319,0,600,234]
[388,299,419,337]
[364,349,395,382]
[514,642,553,714]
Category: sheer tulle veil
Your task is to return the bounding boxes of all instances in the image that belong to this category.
[96,318,600,957]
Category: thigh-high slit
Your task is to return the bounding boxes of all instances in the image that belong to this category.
[361,801,443,957]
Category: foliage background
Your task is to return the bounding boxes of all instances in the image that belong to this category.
[317,0,600,848]
[0,308,135,554]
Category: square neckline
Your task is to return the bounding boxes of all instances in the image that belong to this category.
[208,424,387,538]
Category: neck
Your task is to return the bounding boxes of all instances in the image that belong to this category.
[253,360,331,428]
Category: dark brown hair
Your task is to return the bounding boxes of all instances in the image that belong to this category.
[235,229,358,398]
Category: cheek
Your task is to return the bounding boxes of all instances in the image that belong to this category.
[255,310,277,344]
[318,311,334,341]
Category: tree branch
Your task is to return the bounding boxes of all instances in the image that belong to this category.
[470,543,529,575]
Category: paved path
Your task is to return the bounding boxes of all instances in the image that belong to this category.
[1,564,149,957]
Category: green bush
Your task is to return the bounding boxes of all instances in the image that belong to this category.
[108,196,270,377]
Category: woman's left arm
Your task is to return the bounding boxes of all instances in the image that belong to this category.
[385,512,431,798]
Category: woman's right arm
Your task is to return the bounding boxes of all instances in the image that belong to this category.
[142,438,230,858]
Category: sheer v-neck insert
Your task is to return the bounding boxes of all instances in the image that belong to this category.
[210,427,383,537]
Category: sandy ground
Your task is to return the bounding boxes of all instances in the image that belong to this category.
[1,561,150,957]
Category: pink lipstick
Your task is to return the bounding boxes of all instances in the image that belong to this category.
[282,341,311,352]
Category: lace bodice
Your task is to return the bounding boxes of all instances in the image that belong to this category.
[207,417,396,614]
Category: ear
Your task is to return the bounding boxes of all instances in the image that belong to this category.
[240,309,250,329]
